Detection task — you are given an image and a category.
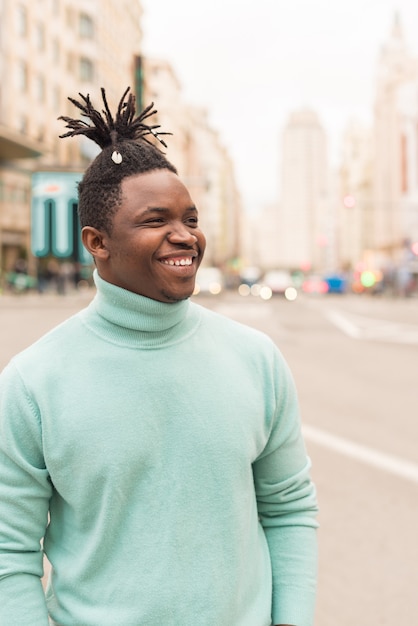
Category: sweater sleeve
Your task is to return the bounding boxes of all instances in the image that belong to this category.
[252,348,319,626]
[0,361,51,625]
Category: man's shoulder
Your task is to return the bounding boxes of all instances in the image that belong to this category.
[191,301,275,348]
[7,310,86,370]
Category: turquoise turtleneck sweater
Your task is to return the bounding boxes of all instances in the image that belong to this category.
[0,272,318,626]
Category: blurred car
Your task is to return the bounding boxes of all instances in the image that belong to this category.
[262,270,295,295]
[323,273,347,294]
[302,275,329,295]
[239,266,262,287]
[193,267,224,295]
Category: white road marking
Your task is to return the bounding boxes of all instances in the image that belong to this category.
[326,310,362,338]
[325,309,418,345]
[303,424,418,485]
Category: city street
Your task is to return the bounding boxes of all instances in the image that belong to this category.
[1,289,418,625]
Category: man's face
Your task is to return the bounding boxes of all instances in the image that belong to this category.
[92,169,206,302]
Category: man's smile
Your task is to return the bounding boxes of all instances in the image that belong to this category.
[161,257,193,266]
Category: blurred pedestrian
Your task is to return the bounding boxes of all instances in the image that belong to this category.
[45,257,60,293]
[0,87,318,626]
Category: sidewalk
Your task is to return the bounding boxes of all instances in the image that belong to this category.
[0,287,95,309]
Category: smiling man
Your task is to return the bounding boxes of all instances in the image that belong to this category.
[0,88,318,626]
[85,169,205,303]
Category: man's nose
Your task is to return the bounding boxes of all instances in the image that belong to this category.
[167,223,198,245]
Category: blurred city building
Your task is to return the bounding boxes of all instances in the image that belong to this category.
[0,1,242,286]
[276,109,330,273]
[338,119,374,271]
[372,13,418,270]
[259,12,418,290]
[250,203,281,270]
[0,0,143,277]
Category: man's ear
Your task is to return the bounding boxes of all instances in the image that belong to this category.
[81,226,110,261]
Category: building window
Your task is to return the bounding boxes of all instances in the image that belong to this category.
[66,52,75,73]
[53,86,60,112]
[36,23,45,51]
[66,6,75,28]
[36,74,45,102]
[79,57,94,82]
[79,13,94,38]
[17,4,27,37]
[17,61,28,92]
[52,38,60,63]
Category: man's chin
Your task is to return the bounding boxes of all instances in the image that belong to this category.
[160,289,193,303]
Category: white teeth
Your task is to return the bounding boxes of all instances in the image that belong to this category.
[163,258,192,266]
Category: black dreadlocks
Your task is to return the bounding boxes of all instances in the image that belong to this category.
[58,87,177,233]
[58,87,172,150]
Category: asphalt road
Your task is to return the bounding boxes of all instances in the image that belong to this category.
[1,288,417,625]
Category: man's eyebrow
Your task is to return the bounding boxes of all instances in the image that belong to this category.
[142,205,198,213]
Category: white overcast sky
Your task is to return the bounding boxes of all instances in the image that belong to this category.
[141,0,418,214]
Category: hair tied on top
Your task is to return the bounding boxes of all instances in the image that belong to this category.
[57,86,172,154]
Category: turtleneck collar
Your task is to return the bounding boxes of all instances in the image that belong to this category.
[81,270,200,349]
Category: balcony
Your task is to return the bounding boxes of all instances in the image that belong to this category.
[0,125,43,160]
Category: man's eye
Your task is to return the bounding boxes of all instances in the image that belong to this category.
[186,217,198,226]
[144,218,164,224]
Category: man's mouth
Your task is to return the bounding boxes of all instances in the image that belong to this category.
[161,257,194,267]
